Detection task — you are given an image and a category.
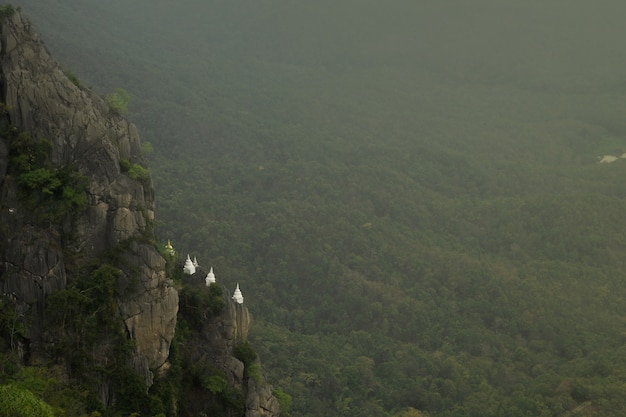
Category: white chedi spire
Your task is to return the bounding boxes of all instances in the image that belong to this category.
[205,267,216,286]
[232,283,244,304]
[183,254,196,275]
[193,256,199,268]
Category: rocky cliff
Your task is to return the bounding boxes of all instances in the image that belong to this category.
[0,9,279,416]
[0,8,177,386]
[181,270,281,417]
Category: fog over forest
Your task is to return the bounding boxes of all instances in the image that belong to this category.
[11,0,626,415]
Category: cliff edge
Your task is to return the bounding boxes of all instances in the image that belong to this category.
[0,8,281,416]
[0,7,176,388]
[179,269,281,417]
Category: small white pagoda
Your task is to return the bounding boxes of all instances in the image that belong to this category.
[232,283,244,304]
[193,256,199,268]
[205,267,216,286]
[183,254,196,275]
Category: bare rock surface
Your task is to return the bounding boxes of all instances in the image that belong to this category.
[187,283,281,417]
[0,11,176,385]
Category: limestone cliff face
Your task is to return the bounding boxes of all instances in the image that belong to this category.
[0,11,280,416]
[183,278,281,417]
[0,11,177,385]
[218,300,281,417]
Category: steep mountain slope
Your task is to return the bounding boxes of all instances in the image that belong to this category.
[0,8,279,416]
[0,6,177,384]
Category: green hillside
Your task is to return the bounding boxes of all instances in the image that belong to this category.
[12,0,626,415]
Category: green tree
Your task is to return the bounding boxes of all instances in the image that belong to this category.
[17,167,61,195]
[141,141,154,154]
[127,163,149,180]
[0,384,54,417]
[273,388,292,417]
[0,5,15,19]
[106,87,130,114]
[0,295,26,352]
[178,284,226,331]
[233,341,258,367]
[202,374,228,394]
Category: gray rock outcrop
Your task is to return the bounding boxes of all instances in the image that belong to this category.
[246,375,282,417]
[185,282,281,417]
[0,10,177,386]
[0,11,279,416]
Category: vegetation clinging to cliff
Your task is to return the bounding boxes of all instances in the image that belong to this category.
[0,4,15,19]
[44,260,162,416]
[106,87,129,115]
[166,278,246,416]
[0,383,54,417]
[0,258,163,416]
[6,127,87,222]
[178,283,226,331]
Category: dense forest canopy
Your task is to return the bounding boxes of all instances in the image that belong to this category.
[11,0,626,415]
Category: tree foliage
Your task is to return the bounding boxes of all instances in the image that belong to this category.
[0,384,54,417]
[127,163,149,181]
[42,260,162,416]
[7,130,87,221]
[106,87,130,115]
[178,283,226,331]
[233,341,257,368]
[0,295,26,353]
[0,5,15,19]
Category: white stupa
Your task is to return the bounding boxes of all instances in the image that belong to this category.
[205,267,216,286]
[183,254,196,275]
[193,256,199,268]
[232,283,244,304]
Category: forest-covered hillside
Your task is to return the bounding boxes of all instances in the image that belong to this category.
[11,0,626,415]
